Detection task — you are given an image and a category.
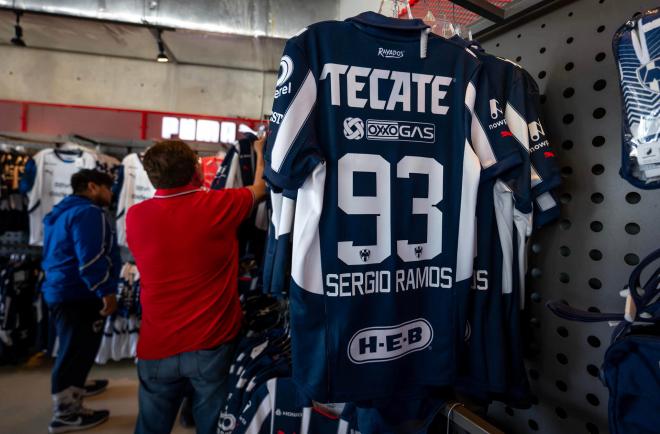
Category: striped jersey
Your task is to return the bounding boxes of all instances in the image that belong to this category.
[265,12,521,402]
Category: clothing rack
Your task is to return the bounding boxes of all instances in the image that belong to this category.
[442,402,504,434]
[0,132,231,156]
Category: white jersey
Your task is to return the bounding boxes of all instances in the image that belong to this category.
[116,153,155,247]
[27,149,97,245]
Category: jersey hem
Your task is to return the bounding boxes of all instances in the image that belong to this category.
[480,151,522,182]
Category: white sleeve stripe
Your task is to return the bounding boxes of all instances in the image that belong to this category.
[278,196,296,237]
[465,82,497,168]
[531,165,543,187]
[505,102,529,150]
[266,379,277,434]
[244,395,272,434]
[271,70,317,173]
[456,139,481,281]
[535,191,556,211]
[301,408,312,434]
[493,180,514,295]
[505,102,546,186]
[270,191,283,238]
[337,420,350,434]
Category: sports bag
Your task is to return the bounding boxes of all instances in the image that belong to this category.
[547,248,660,434]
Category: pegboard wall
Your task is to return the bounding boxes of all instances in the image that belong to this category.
[480,0,660,433]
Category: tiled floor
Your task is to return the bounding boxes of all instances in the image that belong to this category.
[0,358,191,434]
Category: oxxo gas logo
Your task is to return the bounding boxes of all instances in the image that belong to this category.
[637,58,660,92]
[343,117,365,140]
[274,55,294,98]
[347,318,433,364]
[366,119,435,143]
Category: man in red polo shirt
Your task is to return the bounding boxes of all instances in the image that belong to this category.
[126,138,266,434]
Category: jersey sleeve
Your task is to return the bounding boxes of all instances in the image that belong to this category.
[265,38,323,190]
[112,163,124,207]
[533,190,560,229]
[234,381,272,434]
[262,189,295,297]
[502,69,560,220]
[520,71,561,197]
[466,66,522,181]
[19,157,36,194]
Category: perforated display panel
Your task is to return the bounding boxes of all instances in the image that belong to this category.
[479,1,660,433]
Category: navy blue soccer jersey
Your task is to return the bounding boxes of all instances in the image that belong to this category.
[233,377,307,434]
[448,37,560,404]
[265,12,521,402]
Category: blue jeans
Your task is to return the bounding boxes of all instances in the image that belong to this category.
[134,341,235,434]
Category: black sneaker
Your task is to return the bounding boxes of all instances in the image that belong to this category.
[83,379,109,397]
[48,409,110,433]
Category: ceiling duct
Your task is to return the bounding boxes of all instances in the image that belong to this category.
[1,0,338,39]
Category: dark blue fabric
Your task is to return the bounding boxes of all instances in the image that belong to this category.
[210,147,237,190]
[135,341,236,434]
[50,298,104,394]
[547,248,660,434]
[18,158,36,195]
[603,325,660,434]
[41,195,121,304]
[354,395,445,434]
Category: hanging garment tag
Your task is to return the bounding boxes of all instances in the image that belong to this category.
[637,141,660,165]
[420,28,430,59]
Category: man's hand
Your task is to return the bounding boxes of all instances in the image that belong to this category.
[253,135,265,156]
[100,294,118,317]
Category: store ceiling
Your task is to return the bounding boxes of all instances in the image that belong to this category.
[0,0,547,71]
[0,9,286,71]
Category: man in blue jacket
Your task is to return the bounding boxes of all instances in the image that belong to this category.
[41,169,121,434]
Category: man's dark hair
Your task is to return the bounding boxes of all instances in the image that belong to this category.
[142,140,198,189]
[71,169,114,194]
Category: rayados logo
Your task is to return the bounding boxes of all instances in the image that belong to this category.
[378,48,405,59]
[347,318,433,364]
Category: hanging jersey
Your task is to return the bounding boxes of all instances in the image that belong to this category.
[212,146,242,190]
[233,377,306,434]
[201,155,226,189]
[24,149,97,245]
[116,154,155,247]
[265,12,521,402]
[448,39,560,405]
[94,153,121,178]
[96,262,141,364]
[300,406,341,434]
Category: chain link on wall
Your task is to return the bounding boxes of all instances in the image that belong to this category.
[481,0,660,433]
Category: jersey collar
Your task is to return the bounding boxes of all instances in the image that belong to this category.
[153,184,203,199]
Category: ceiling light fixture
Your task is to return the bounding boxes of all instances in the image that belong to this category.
[11,11,26,47]
[156,29,168,63]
